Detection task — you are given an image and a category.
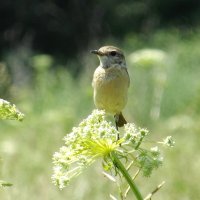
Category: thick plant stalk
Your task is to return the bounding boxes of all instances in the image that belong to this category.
[111,151,143,200]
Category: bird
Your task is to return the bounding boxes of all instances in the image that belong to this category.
[91,45,130,132]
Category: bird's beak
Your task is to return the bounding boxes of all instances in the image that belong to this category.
[90,50,104,56]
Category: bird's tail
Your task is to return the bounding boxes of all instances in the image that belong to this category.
[115,112,127,128]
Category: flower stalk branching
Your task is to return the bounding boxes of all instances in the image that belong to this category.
[52,109,174,199]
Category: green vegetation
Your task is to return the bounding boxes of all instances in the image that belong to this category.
[0,98,24,188]
[0,30,200,199]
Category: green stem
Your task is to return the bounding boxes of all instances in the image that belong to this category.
[111,151,143,200]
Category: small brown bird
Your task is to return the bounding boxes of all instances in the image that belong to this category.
[91,46,130,130]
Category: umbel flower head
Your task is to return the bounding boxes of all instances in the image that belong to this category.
[128,48,167,68]
[52,110,172,190]
[52,110,121,189]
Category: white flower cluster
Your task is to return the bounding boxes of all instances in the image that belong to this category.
[162,136,175,147]
[123,123,149,149]
[52,109,174,190]
[122,124,163,177]
[128,48,167,67]
[0,99,24,121]
[52,109,120,189]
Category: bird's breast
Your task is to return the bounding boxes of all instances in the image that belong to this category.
[92,66,130,114]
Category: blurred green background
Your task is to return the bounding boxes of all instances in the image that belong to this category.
[1,0,200,199]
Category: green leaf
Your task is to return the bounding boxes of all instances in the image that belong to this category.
[0,180,13,187]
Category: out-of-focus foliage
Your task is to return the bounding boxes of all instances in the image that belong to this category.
[0,30,200,199]
[0,63,10,97]
[0,180,12,187]
[1,0,200,62]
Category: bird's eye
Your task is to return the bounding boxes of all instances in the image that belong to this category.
[110,51,117,56]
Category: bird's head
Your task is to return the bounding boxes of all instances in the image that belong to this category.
[91,46,126,69]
